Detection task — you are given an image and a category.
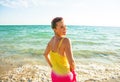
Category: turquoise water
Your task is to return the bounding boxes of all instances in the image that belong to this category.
[0,25,120,62]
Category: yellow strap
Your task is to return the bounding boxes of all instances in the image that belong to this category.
[57,38,64,51]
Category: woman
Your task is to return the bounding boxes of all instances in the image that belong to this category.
[44,17,76,82]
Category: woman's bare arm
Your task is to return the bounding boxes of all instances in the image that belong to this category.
[64,38,75,71]
[44,42,52,68]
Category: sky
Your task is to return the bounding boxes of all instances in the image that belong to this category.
[0,0,120,26]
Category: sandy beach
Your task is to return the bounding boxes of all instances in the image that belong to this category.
[0,57,120,82]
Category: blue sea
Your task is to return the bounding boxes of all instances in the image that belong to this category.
[0,25,120,63]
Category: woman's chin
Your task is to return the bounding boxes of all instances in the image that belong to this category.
[62,34,66,37]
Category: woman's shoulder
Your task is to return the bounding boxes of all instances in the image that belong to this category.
[63,37,70,42]
[63,37,71,44]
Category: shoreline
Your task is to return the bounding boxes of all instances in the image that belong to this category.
[0,58,120,82]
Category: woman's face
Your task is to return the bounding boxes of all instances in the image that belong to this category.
[54,20,67,37]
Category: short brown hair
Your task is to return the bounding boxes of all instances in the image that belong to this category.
[51,17,63,29]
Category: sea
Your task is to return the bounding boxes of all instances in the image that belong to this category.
[0,25,120,64]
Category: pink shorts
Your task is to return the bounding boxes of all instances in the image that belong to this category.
[51,71,76,82]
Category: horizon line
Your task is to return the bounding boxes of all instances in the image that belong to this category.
[0,24,120,27]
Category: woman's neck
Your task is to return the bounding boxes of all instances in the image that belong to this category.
[54,33,65,39]
[55,35,62,39]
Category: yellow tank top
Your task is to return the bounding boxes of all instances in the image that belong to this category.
[49,38,70,75]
